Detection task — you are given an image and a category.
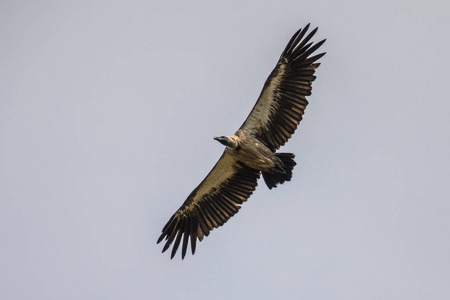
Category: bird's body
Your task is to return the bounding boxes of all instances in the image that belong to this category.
[158,24,326,259]
[222,130,276,171]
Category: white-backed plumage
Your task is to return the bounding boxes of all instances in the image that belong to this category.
[158,24,326,259]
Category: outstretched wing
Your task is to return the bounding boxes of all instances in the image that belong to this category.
[157,151,260,259]
[240,24,326,152]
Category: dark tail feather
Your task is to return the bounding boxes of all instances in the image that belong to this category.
[262,153,297,190]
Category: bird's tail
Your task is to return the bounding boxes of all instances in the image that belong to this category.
[262,153,297,190]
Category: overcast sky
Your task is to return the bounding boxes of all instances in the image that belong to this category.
[2,1,450,299]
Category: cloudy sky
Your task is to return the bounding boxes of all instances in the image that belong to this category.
[2,1,449,299]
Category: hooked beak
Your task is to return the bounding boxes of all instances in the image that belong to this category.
[214,136,228,146]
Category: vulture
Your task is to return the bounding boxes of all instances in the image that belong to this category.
[157,24,325,259]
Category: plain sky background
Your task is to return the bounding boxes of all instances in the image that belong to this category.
[2,1,450,299]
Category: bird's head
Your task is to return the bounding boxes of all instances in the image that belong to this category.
[214,136,239,149]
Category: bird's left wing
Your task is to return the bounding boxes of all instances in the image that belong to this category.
[240,24,326,152]
[157,151,260,259]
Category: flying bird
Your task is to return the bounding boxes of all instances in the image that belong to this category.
[157,24,325,259]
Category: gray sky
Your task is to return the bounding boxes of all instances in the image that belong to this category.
[2,1,450,299]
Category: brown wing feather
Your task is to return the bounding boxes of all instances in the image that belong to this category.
[157,151,260,259]
[240,24,326,151]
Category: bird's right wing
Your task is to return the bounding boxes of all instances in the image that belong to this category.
[157,151,260,259]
